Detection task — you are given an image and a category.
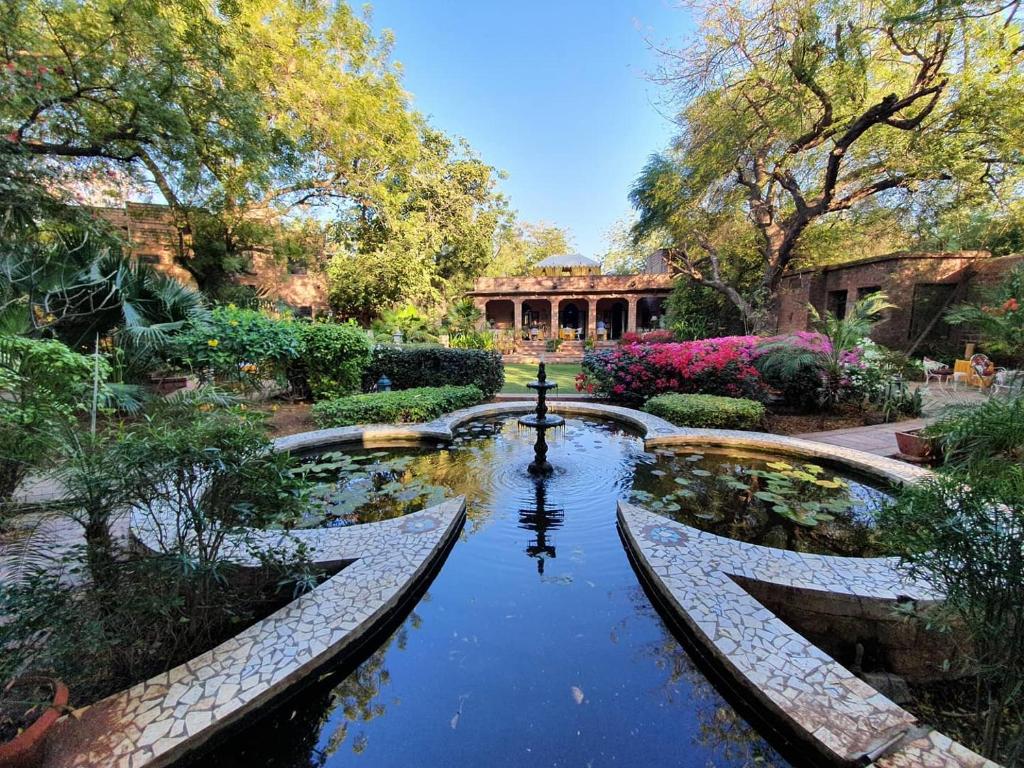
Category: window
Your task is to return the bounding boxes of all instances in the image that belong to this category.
[826,290,848,319]
[909,284,957,340]
[138,253,161,265]
[296,305,313,318]
[857,285,882,300]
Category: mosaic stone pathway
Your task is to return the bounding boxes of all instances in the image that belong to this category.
[618,500,997,767]
[40,498,465,768]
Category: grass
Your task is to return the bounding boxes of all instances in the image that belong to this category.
[501,362,584,394]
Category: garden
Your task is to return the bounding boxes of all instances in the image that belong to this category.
[3,0,1024,765]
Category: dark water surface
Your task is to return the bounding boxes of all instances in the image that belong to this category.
[193,416,798,768]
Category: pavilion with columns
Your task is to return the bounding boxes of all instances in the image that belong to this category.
[466,254,673,357]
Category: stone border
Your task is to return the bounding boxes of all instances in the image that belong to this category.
[42,498,466,768]
[618,502,997,767]
[40,400,991,767]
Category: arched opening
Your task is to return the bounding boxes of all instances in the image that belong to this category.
[596,298,628,340]
[484,300,514,331]
[521,300,552,340]
[638,297,668,332]
[557,299,588,340]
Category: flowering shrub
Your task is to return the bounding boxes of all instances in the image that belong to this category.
[620,329,676,345]
[168,306,301,388]
[579,336,768,404]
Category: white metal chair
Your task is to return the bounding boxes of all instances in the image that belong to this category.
[923,357,951,387]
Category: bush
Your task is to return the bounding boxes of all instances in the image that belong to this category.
[644,393,765,430]
[366,346,504,397]
[449,331,495,350]
[620,329,676,344]
[168,306,301,388]
[288,321,372,400]
[877,464,1024,761]
[924,395,1024,467]
[0,336,100,502]
[312,385,484,427]
[579,336,767,404]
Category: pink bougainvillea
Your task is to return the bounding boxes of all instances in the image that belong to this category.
[579,336,769,403]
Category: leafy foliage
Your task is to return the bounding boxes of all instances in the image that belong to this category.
[366,346,504,397]
[288,321,372,400]
[756,293,892,410]
[168,305,301,388]
[311,385,484,427]
[946,264,1024,364]
[924,396,1024,468]
[0,336,100,502]
[644,393,765,430]
[877,464,1024,761]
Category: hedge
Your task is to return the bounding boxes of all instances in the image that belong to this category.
[643,393,765,430]
[365,346,504,397]
[311,385,484,427]
[288,321,372,400]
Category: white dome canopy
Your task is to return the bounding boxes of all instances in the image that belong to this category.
[535,253,600,269]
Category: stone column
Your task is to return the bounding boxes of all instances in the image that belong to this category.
[586,299,597,341]
[513,298,523,339]
[550,301,559,340]
[474,298,488,330]
[626,297,638,333]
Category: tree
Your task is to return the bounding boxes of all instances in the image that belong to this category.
[487,221,573,277]
[633,0,1024,330]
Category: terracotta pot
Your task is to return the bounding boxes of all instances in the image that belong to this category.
[895,430,940,462]
[0,676,69,768]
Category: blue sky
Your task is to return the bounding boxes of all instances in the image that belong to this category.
[368,1,693,257]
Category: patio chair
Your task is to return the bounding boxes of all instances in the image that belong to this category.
[923,357,952,386]
[992,368,1023,397]
[951,359,972,390]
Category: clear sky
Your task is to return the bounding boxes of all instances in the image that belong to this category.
[368,1,693,257]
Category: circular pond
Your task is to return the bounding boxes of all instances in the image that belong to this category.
[195,414,893,767]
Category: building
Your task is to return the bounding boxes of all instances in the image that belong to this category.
[777,251,1023,352]
[90,202,330,317]
[466,253,673,359]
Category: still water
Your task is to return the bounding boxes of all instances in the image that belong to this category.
[193,416,797,768]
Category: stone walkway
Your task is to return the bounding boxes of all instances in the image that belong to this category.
[794,384,989,457]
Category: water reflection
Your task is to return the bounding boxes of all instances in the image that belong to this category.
[518,476,564,575]
[196,417,792,768]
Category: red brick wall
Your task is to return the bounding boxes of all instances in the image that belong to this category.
[778,251,994,349]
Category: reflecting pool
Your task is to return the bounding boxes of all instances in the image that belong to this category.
[194,416,800,767]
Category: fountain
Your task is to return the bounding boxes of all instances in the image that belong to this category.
[518,360,565,475]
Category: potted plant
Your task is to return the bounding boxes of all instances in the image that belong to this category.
[894,427,940,462]
[0,676,69,768]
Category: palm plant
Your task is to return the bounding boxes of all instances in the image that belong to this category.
[946,265,1024,365]
[757,292,894,410]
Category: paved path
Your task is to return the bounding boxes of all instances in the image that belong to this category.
[794,418,932,458]
[794,384,990,458]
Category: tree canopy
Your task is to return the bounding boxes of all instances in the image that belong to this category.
[632,0,1024,330]
[1,0,554,320]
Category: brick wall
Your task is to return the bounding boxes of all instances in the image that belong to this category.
[91,203,329,316]
[778,251,997,349]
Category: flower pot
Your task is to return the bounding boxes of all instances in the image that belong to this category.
[895,429,940,462]
[0,676,69,768]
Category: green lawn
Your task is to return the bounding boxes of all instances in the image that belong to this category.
[501,362,584,394]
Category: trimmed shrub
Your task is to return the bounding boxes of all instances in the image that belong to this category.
[579,336,768,404]
[289,322,372,400]
[312,385,484,427]
[366,346,504,397]
[644,393,765,430]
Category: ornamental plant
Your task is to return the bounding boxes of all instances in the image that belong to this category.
[168,305,301,389]
[287,321,372,400]
[579,336,768,405]
[755,293,889,411]
[0,336,101,503]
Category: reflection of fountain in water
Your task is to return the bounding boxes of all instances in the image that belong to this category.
[517,360,564,475]
[518,475,564,575]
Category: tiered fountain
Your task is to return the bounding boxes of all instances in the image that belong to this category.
[518,360,564,475]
